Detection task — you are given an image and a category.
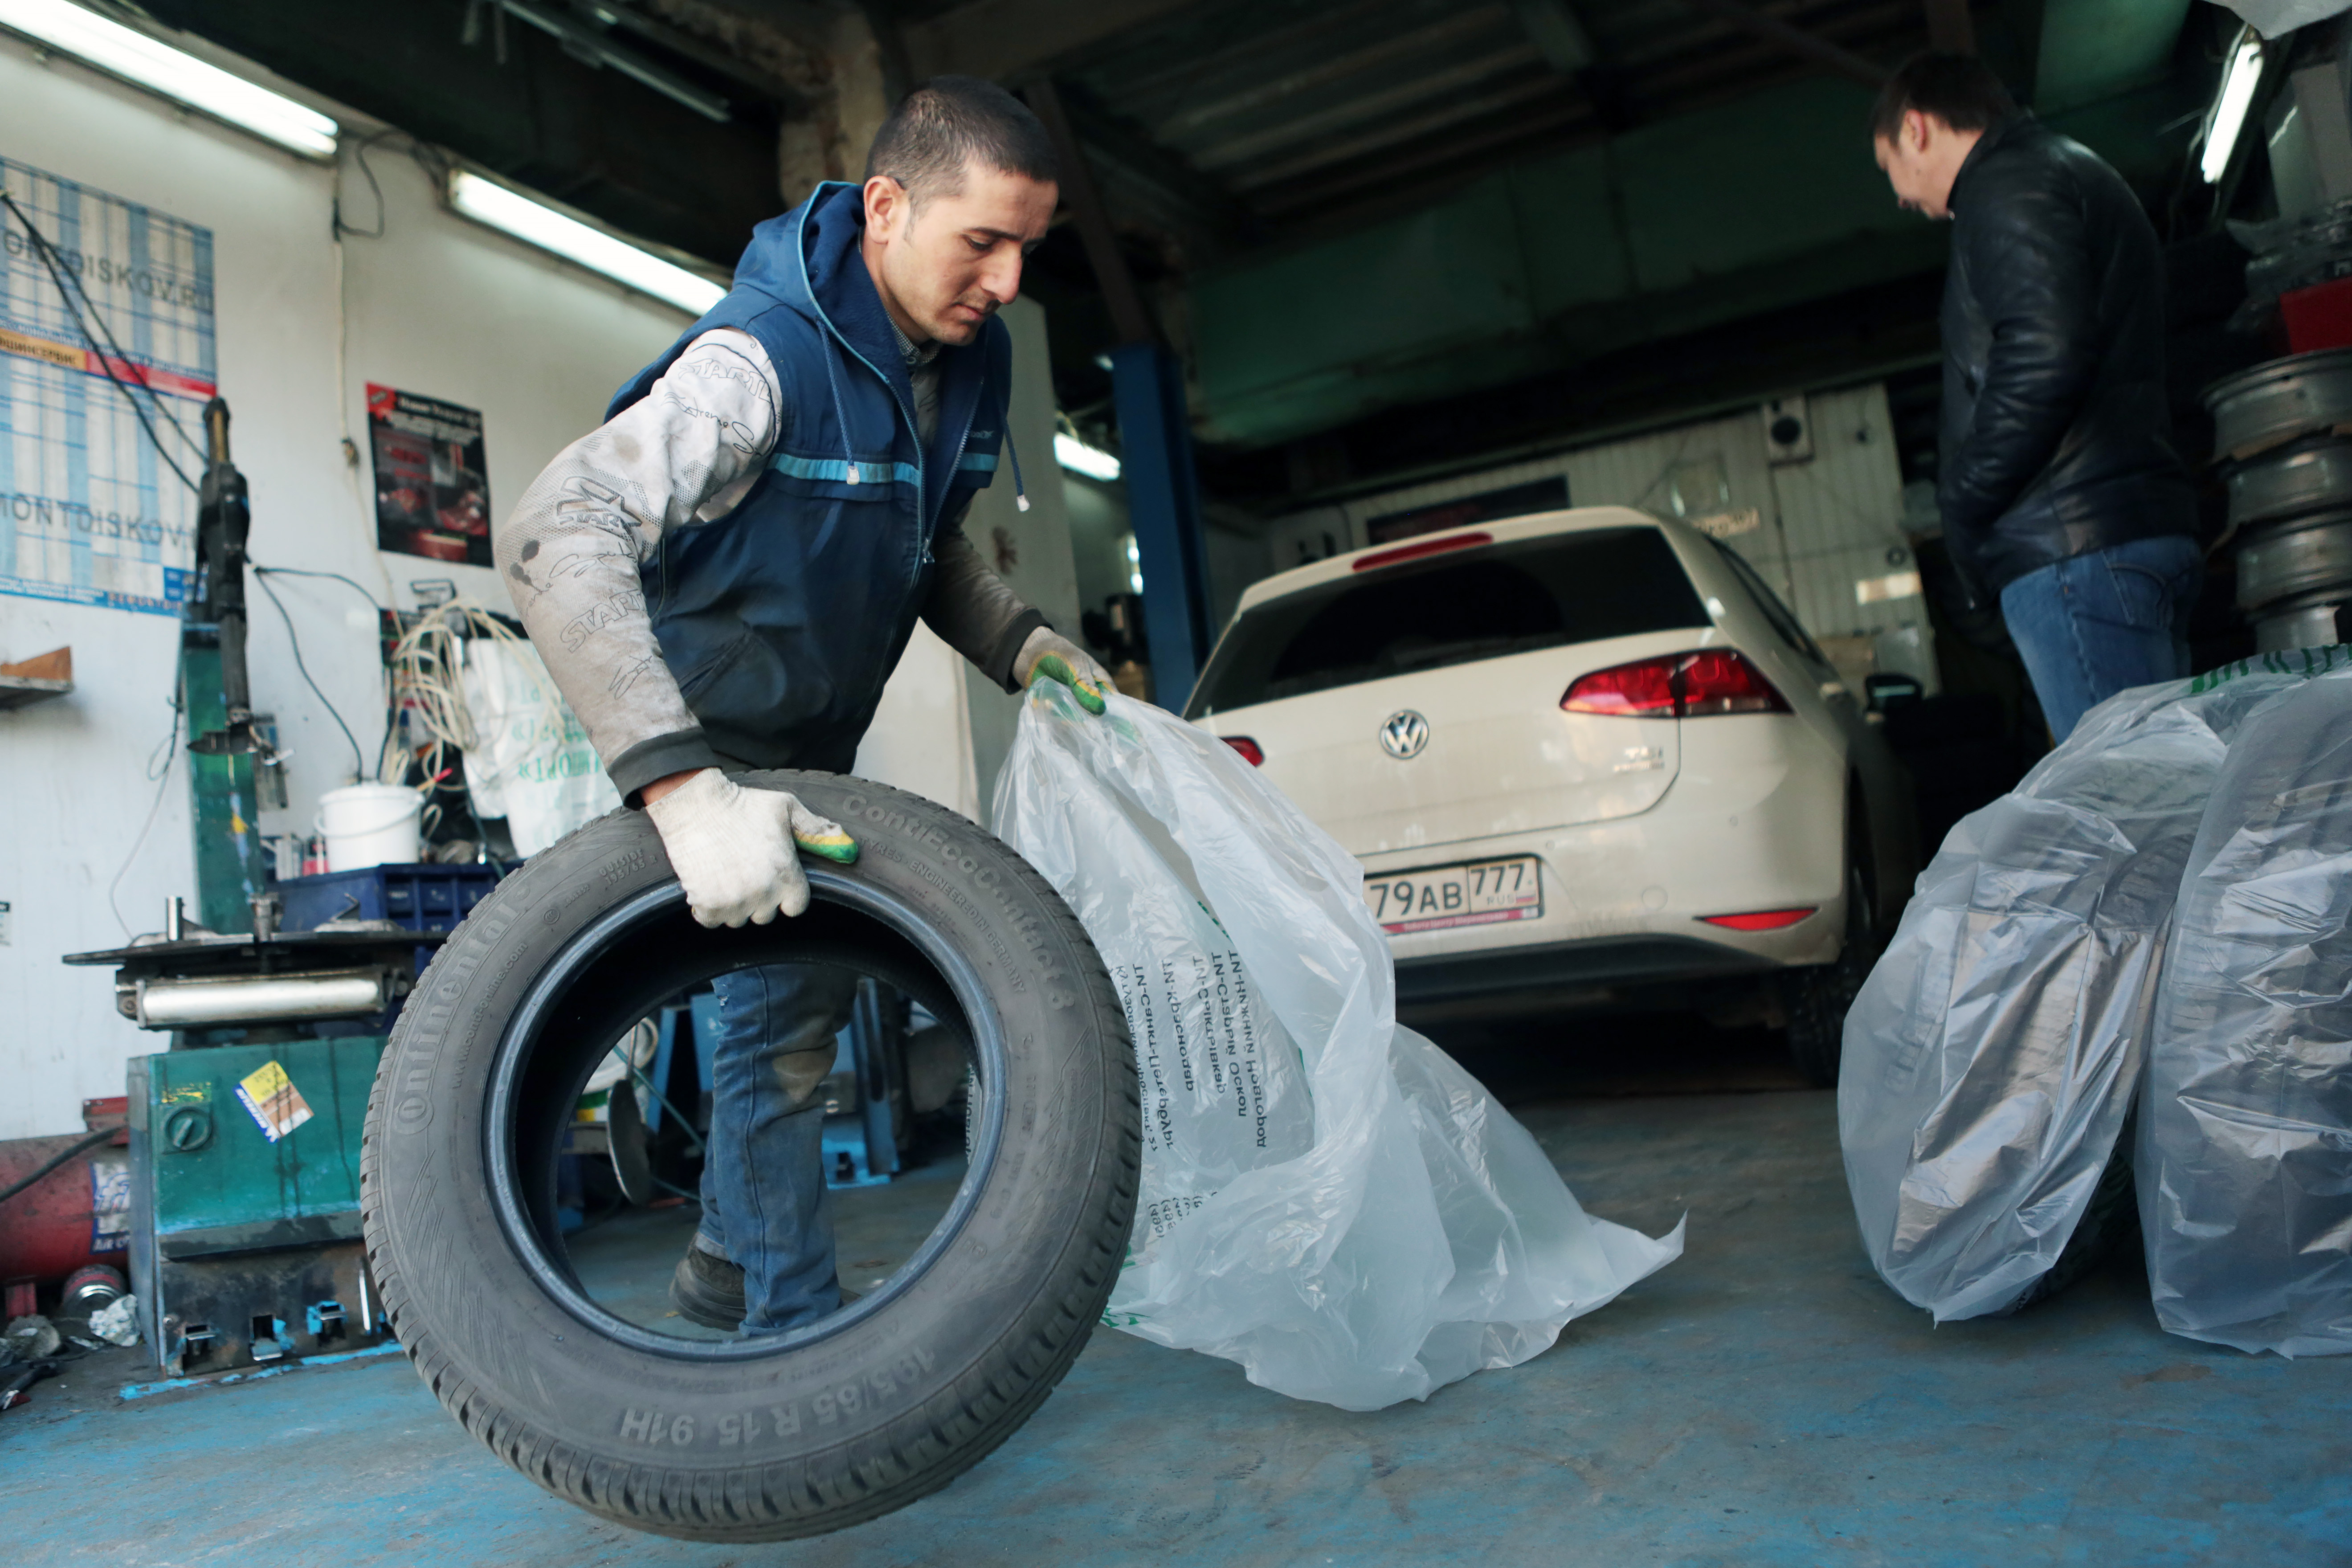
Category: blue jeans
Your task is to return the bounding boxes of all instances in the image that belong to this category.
[1998,535,2202,741]
[696,963,861,1334]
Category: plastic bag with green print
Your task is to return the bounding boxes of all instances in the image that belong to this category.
[993,681,1682,1411]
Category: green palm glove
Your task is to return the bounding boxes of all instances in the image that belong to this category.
[1016,627,1111,716]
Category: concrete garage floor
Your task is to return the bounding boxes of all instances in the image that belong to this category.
[12,1023,2350,1567]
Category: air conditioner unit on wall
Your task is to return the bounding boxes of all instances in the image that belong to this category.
[1762,394,1813,465]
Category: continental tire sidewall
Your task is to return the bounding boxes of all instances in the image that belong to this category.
[363,772,1135,1540]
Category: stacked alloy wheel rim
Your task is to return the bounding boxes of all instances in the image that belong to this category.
[2207,348,2352,651]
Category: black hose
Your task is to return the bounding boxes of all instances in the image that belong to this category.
[0,1129,116,1209]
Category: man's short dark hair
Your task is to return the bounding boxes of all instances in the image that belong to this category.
[1870,52,2017,142]
[865,76,1059,204]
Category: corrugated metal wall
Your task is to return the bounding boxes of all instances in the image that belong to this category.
[1263,382,1937,692]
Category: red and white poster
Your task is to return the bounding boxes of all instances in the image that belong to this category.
[368,383,490,566]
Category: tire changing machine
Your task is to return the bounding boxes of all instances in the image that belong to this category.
[59,400,437,1378]
[64,903,443,1376]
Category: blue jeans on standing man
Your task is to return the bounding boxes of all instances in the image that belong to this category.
[1997,534,2203,742]
[695,962,862,1333]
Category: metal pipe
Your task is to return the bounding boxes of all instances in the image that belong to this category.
[132,969,388,1029]
[494,0,731,122]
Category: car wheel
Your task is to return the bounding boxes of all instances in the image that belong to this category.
[1996,1111,2141,1315]
[361,772,1139,1542]
[1782,843,1878,1089]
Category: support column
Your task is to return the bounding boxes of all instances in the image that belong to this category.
[1029,78,1217,711]
[1111,341,1213,710]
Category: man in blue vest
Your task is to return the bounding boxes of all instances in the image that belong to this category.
[497,77,1111,1334]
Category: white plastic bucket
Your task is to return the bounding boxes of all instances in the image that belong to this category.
[317,783,423,872]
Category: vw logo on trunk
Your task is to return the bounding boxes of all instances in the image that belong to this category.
[1379,710,1430,760]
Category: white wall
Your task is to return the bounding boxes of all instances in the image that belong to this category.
[1262,383,1936,690]
[0,35,695,1138]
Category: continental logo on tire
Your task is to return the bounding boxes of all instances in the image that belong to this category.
[393,1093,433,1133]
[845,793,1079,1009]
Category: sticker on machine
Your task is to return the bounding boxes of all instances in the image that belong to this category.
[89,1156,130,1251]
[234,1060,314,1143]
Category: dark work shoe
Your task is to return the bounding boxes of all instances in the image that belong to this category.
[670,1246,746,1331]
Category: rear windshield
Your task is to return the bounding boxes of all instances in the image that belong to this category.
[1187,527,1711,716]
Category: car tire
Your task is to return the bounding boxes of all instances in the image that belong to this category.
[1782,812,1880,1088]
[1996,1114,2140,1316]
[361,772,1139,1543]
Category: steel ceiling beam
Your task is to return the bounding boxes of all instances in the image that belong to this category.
[1251,92,1595,216]
[1023,78,1157,346]
[489,0,733,120]
[1192,43,1547,170]
[1107,0,1401,106]
[1513,0,1599,74]
[901,0,1196,82]
[1055,85,1258,253]
[1678,0,1890,88]
[1151,7,1515,142]
[1233,74,1576,193]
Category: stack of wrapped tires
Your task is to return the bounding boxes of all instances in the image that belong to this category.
[1841,649,2352,1354]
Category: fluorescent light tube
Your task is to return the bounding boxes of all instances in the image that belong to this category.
[2201,27,2264,185]
[0,0,336,158]
[1055,430,1121,482]
[446,171,725,316]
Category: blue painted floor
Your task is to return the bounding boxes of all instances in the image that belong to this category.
[12,1053,2350,1566]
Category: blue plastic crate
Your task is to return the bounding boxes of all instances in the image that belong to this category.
[278,862,500,936]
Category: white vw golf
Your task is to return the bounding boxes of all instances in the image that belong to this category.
[1185,506,1919,1083]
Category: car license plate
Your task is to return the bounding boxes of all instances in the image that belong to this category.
[1364,855,1542,935]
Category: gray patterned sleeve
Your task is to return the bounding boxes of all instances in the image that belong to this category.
[494,331,780,803]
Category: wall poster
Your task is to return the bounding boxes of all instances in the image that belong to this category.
[0,156,211,615]
[367,383,490,566]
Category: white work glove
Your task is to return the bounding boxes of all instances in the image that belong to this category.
[1014,626,1112,715]
[643,768,858,929]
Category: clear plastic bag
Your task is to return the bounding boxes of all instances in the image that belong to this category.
[2141,668,2352,1356]
[458,637,619,856]
[994,686,1681,1410]
[1839,670,2307,1321]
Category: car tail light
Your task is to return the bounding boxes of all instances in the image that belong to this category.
[1222,736,1265,766]
[1699,907,1817,931]
[1560,650,1789,718]
[1559,656,1679,716]
[1351,531,1493,572]
[1676,650,1789,715]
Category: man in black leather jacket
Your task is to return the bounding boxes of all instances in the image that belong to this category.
[1873,54,2201,739]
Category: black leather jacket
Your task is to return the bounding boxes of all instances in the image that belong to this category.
[1937,116,2196,599]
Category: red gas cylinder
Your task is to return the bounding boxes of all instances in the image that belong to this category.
[0,1099,131,1287]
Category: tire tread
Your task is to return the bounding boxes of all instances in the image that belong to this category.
[361,781,1142,1541]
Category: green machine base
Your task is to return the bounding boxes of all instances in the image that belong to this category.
[127,1036,390,1375]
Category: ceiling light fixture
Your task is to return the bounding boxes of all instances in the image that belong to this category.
[446,171,725,316]
[0,0,337,158]
[1055,430,1120,482]
[2201,26,2266,185]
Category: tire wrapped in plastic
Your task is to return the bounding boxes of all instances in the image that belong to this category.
[1839,670,2309,1320]
[2141,666,2352,1356]
[993,684,1681,1410]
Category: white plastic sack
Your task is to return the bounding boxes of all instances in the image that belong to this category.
[1839,668,2308,1320]
[994,685,1681,1411]
[2142,665,2352,1356]
[459,638,620,856]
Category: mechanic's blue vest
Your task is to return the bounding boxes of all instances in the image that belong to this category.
[607,181,1020,770]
